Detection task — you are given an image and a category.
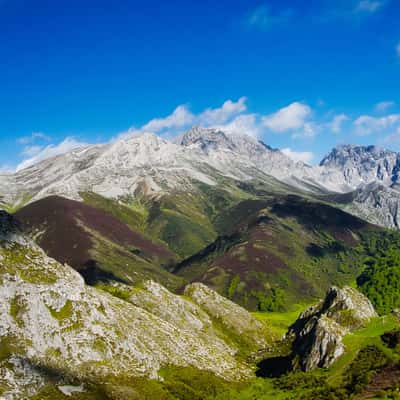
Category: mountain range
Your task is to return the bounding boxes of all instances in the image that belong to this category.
[2,126,400,398]
[2,127,400,228]
[1,126,399,308]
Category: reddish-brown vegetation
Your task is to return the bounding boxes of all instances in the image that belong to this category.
[15,196,175,276]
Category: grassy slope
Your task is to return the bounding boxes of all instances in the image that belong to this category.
[82,187,233,259]
[174,195,384,310]
[14,195,184,290]
[81,174,299,260]
[253,303,312,337]
[13,184,400,313]
[61,187,400,314]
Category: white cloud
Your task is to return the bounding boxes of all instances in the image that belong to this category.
[330,114,349,133]
[122,97,249,138]
[375,101,395,112]
[12,98,363,173]
[198,97,247,125]
[21,145,43,157]
[262,102,312,133]
[17,132,50,145]
[121,98,320,141]
[215,114,260,138]
[142,105,194,133]
[291,122,320,139]
[320,0,386,21]
[354,114,400,135]
[355,0,383,13]
[247,5,270,29]
[281,148,314,163]
[16,137,87,172]
[397,42,400,57]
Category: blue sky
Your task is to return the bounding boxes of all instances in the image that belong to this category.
[0,0,400,170]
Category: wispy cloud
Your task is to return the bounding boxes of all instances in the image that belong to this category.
[198,97,247,125]
[319,0,387,21]
[14,97,400,173]
[354,114,400,135]
[396,41,400,57]
[21,145,44,158]
[375,101,395,112]
[17,131,51,145]
[329,114,349,134]
[244,4,293,31]
[122,99,350,141]
[213,114,261,138]
[354,0,384,14]
[142,105,194,132]
[122,97,250,138]
[16,137,88,172]
[281,148,314,164]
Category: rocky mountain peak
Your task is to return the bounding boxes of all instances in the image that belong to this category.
[178,125,283,163]
[178,126,236,152]
[320,144,396,168]
[319,144,400,189]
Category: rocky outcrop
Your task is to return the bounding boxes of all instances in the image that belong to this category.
[286,286,377,371]
[184,282,274,350]
[0,213,256,399]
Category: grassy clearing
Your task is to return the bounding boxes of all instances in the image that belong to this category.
[328,315,399,386]
[253,303,311,337]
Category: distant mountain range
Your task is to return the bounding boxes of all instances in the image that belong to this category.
[2,126,400,228]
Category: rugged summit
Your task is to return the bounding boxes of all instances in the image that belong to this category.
[320,145,400,189]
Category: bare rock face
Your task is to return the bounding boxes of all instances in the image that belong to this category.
[321,286,377,326]
[0,213,256,399]
[343,182,400,229]
[287,286,377,371]
[289,314,347,371]
[320,145,400,189]
[184,282,274,350]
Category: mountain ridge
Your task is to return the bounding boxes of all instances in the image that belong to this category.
[3,126,400,229]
